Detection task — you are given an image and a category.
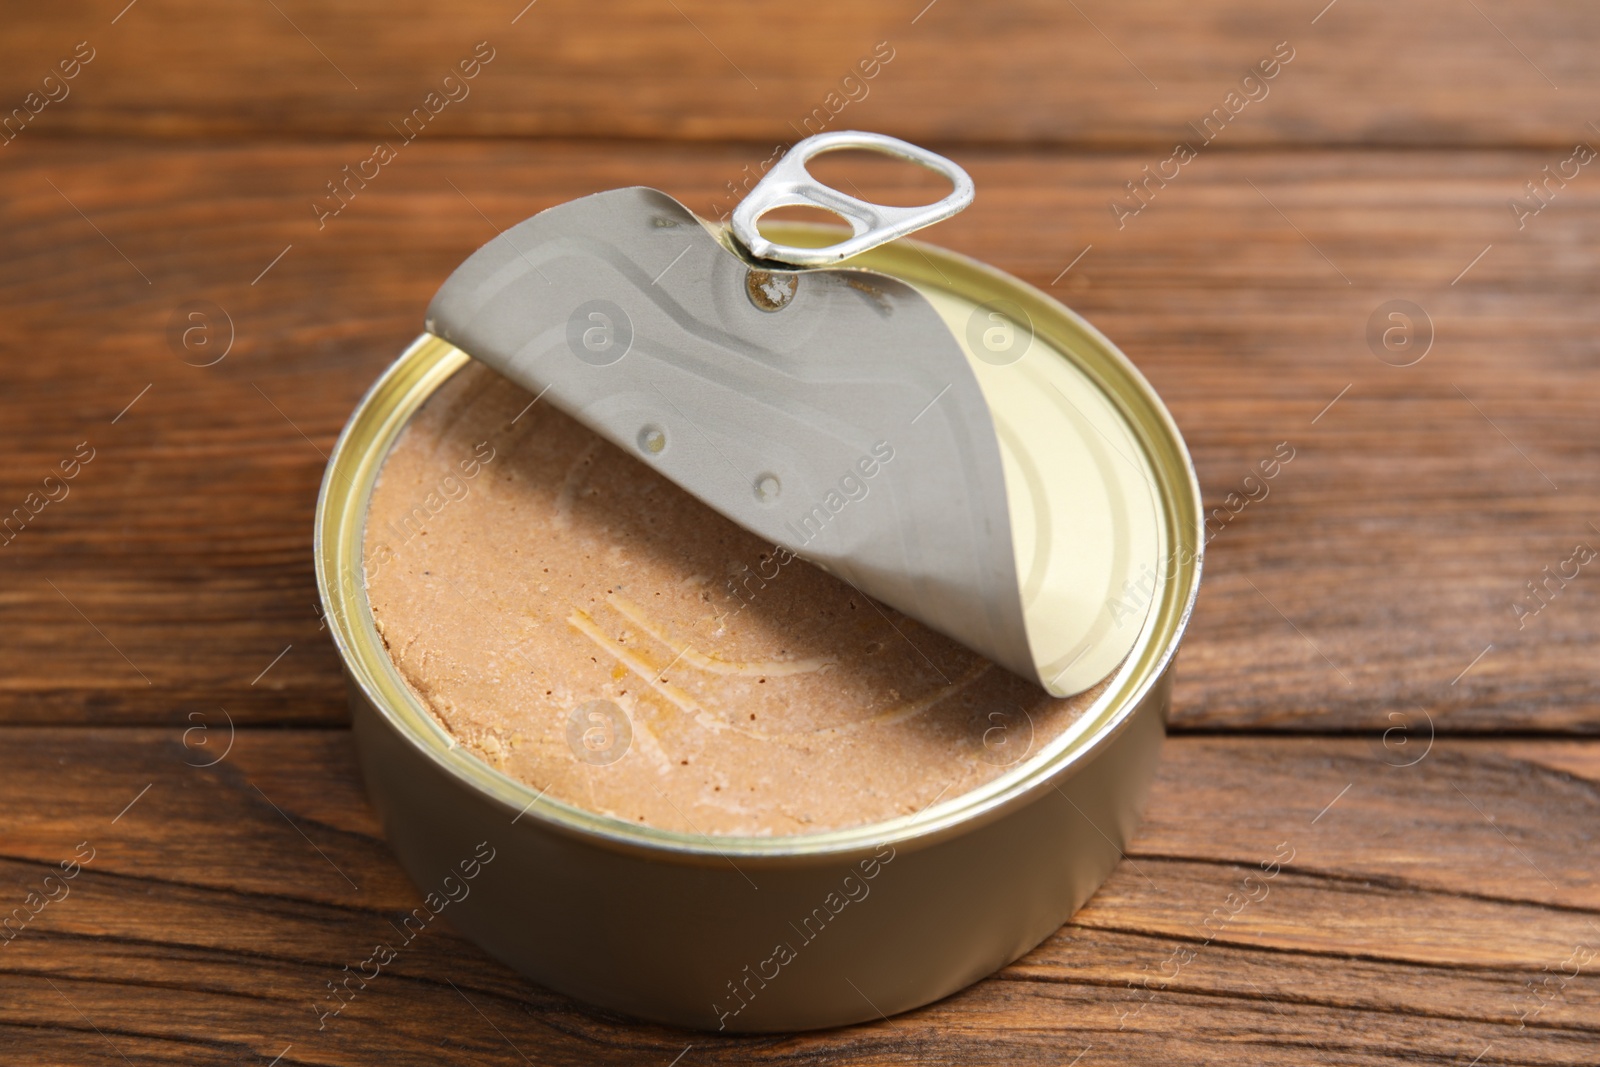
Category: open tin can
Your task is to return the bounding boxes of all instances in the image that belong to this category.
[315,134,1202,1032]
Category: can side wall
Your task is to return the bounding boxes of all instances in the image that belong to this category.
[348,663,1167,1032]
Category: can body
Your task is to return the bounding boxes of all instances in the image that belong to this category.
[349,666,1168,1031]
[317,231,1201,1032]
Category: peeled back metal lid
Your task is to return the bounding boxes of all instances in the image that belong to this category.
[425,131,1157,696]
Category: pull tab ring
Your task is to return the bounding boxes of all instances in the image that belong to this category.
[730,131,975,268]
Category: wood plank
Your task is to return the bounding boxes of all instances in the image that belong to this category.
[1,729,1596,1063]
[0,141,1596,731]
[1,0,1597,147]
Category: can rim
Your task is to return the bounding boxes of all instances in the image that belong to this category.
[315,229,1203,862]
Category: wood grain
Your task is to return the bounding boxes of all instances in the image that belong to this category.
[0,140,1595,731]
[1,730,1596,1064]
[4,3,1598,1056]
[0,0,1596,148]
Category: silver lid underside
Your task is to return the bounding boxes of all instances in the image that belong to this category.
[425,186,1041,686]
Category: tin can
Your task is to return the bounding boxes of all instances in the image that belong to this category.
[316,216,1202,1032]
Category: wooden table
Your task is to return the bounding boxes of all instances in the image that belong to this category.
[3,2,1597,1063]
